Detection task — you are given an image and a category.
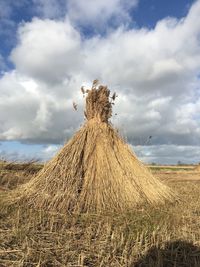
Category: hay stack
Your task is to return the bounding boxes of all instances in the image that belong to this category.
[9,82,175,213]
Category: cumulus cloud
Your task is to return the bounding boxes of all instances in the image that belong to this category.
[0,70,84,143]
[33,0,67,19]
[33,0,138,31]
[11,18,82,84]
[0,0,200,163]
[66,0,138,30]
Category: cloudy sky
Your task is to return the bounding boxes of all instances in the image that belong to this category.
[0,0,200,164]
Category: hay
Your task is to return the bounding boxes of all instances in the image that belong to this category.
[6,82,175,213]
[195,164,200,172]
[85,85,112,122]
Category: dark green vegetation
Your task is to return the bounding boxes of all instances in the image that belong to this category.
[0,162,200,266]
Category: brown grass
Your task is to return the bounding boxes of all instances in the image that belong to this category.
[195,164,200,172]
[3,83,175,213]
[0,168,200,266]
[0,161,41,190]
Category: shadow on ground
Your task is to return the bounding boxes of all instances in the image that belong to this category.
[134,240,200,267]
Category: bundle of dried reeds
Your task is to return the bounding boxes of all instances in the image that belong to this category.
[5,81,176,213]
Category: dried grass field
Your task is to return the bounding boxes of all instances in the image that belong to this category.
[0,162,200,266]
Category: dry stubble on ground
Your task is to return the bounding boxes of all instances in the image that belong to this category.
[0,163,200,267]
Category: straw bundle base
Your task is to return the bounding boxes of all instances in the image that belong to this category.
[8,119,175,213]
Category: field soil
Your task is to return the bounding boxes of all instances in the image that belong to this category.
[0,163,200,266]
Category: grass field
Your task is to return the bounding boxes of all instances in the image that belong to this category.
[0,162,200,266]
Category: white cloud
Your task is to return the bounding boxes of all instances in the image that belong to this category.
[33,0,138,30]
[43,144,60,153]
[0,70,84,143]
[41,144,61,160]
[66,0,138,30]
[11,18,82,84]
[33,0,66,19]
[0,0,200,164]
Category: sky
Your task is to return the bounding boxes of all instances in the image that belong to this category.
[0,0,200,164]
